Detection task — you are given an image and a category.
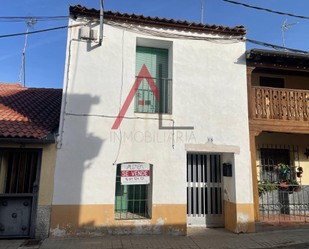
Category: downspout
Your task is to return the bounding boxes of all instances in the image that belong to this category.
[99,0,104,45]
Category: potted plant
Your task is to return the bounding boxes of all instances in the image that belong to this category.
[297,167,303,178]
[258,180,277,196]
[278,180,289,189]
[279,163,290,174]
[287,180,301,193]
[295,185,302,192]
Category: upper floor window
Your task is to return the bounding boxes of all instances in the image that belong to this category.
[260,77,284,88]
[135,46,172,114]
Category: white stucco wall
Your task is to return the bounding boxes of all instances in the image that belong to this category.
[53,17,252,207]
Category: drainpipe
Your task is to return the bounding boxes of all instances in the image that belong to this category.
[99,0,104,45]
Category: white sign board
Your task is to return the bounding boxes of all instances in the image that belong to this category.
[121,163,150,185]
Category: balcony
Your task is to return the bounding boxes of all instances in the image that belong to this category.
[250,86,309,122]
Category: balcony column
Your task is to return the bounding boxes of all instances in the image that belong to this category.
[250,130,261,222]
[247,66,255,119]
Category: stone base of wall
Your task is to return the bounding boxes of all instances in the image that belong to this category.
[35,205,52,239]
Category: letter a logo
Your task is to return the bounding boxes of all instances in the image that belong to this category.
[112,64,159,130]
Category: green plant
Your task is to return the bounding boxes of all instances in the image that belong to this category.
[286,180,301,192]
[297,167,303,173]
[279,163,290,170]
[258,180,277,195]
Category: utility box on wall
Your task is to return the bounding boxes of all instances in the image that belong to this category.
[223,163,232,177]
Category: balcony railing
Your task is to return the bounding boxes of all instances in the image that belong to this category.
[251,86,309,121]
[134,77,172,114]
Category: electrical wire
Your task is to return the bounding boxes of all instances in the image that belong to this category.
[0,17,307,54]
[0,24,82,38]
[222,0,309,20]
[246,38,309,54]
[107,21,309,54]
[106,20,244,44]
[0,16,69,22]
[66,113,174,122]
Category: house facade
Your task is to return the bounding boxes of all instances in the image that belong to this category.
[0,83,62,239]
[50,5,255,236]
[247,49,309,224]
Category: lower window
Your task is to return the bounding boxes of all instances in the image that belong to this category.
[114,164,151,220]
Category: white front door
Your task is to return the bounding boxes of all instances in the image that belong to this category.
[187,153,224,227]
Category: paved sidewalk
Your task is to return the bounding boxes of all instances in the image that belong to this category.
[0,239,24,249]
[1,228,309,249]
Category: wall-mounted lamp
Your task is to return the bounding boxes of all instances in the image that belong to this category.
[304,148,309,159]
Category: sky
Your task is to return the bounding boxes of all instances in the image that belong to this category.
[1,0,309,89]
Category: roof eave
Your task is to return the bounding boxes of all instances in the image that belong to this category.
[0,137,56,144]
[69,5,246,36]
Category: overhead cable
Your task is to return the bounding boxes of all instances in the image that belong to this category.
[0,24,82,38]
[223,0,309,20]
[107,21,309,54]
[0,16,68,22]
[106,20,244,44]
[0,20,307,54]
[246,38,309,54]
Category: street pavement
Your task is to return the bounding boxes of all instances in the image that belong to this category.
[0,228,309,249]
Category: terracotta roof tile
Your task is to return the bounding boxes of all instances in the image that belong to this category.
[0,83,62,140]
[69,5,246,36]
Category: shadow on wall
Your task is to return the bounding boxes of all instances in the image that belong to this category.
[50,93,106,237]
[234,51,246,66]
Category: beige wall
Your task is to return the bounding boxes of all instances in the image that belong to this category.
[252,72,309,90]
[0,143,57,206]
[255,132,309,185]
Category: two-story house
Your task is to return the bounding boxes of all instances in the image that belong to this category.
[50,5,255,236]
[247,49,309,225]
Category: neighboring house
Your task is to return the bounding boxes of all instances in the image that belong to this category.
[247,49,309,224]
[0,83,62,239]
[50,5,254,236]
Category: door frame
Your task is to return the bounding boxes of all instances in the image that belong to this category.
[186,152,224,227]
[0,148,42,238]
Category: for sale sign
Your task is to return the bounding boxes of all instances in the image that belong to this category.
[121,163,150,185]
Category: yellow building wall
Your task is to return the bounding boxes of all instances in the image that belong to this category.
[224,201,255,233]
[252,72,309,90]
[0,143,57,206]
[255,132,309,185]
[49,204,187,236]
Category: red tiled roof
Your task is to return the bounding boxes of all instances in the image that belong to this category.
[69,5,246,36]
[0,83,62,140]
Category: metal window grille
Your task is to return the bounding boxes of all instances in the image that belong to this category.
[257,144,309,222]
[0,151,39,194]
[114,164,151,220]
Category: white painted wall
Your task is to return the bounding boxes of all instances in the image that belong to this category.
[53,17,253,207]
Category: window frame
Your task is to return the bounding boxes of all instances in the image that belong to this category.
[114,163,153,220]
[134,38,173,115]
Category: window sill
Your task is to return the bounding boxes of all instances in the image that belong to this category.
[114,212,151,220]
[134,112,172,117]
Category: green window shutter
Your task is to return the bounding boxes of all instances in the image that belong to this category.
[135,47,169,113]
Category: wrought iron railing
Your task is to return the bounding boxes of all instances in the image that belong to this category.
[259,184,309,222]
[134,77,172,114]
